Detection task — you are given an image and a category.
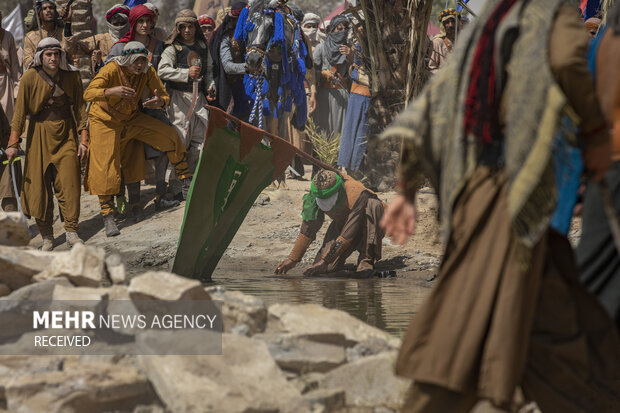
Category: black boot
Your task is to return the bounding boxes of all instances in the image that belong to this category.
[181,177,193,200]
[103,215,120,237]
[131,204,144,223]
[127,182,143,222]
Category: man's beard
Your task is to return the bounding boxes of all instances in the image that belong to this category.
[42,13,56,24]
[43,62,58,72]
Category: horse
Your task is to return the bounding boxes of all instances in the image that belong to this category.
[233,0,309,133]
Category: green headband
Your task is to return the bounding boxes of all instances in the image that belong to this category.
[310,174,343,199]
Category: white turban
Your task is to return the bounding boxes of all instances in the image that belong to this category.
[144,2,159,16]
[302,13,324,47]
[111,41,150,73]
[30,37,77,71]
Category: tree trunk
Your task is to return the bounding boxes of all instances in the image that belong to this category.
[355,0,433,190]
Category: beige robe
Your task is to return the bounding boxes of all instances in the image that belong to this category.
[0,29,21,121]
[10,68,87,231]
[428,36,452,73]
[0,29,21,201]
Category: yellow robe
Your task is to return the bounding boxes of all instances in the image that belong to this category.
[10,68,86,231]
[84,61,189,196]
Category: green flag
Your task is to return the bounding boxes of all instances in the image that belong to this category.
[172,107,297,281]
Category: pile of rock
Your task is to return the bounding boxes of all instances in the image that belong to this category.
[0,223,410,412]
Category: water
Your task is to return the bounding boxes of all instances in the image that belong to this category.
[212,264,437,337]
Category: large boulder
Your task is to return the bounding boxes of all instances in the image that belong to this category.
[52,285,110,303]
[303,388,346,412]
[319,351,411,410]
[0,211,30,247]
[0,278,73,339]
[0,355,68,409]
[34,244,106,287]
[52,285,110,317]
[207,287,267,335]
[129,272,210,301]
[4,361,160,413]
[254,333,346,374]
[139,333,309,413]
[105,253,127,285]
[267,303,401,348]
[0,246,59,290]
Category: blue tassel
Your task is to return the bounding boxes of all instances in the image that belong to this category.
[243,13,310,127]
[244,18,255,34]
[273,11,285,44]
[233,7,249,42]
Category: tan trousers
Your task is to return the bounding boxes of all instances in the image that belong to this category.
[315,197,384,271]
[88,112,190,196]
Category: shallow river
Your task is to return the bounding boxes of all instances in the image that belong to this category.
[212,265,437,337]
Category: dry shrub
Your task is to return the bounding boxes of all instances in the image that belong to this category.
[305,118,341,167]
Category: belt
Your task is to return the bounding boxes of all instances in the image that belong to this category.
[350,82,370,97]
[168,81,195,93]
[31,105,73,122]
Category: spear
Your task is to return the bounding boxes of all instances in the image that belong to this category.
[33,0,43,39]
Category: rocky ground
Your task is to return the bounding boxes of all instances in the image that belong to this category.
[1,210,529,413]
[0,174,549,412]
[25,174,444,278]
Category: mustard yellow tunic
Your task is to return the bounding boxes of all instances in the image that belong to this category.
[84,61,189,196]
[10,68,86,230]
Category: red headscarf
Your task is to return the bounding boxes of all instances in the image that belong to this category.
[116,4,154,45]
[198,15,215,27]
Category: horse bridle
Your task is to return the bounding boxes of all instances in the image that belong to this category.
[246,46,267,56]
[246,7,279,58]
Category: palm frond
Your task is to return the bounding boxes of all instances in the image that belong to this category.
[305,118,341,166]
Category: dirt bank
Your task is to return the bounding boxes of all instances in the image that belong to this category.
[31,174,444,280]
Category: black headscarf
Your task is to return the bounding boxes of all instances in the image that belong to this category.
[289,4,304,23]
[323,14,349,66]
[209,2,246,74]
[209,1,247,110]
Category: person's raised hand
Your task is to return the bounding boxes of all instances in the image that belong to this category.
[274,258,297,274]
[61,4,73,22]
[206,86,216,101]
[105,86,136,98]
[143,89,164,109]
[91,49,103,65]
[380,194,416,245]
[188,65,201,79]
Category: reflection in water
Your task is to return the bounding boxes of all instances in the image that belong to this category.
[212,263,435,337]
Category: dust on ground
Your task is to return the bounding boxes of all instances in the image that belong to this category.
[32,174,444,278]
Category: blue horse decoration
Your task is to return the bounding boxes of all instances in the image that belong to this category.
[233,0,309,131]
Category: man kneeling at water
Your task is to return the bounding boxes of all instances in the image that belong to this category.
[275,170,385,276]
